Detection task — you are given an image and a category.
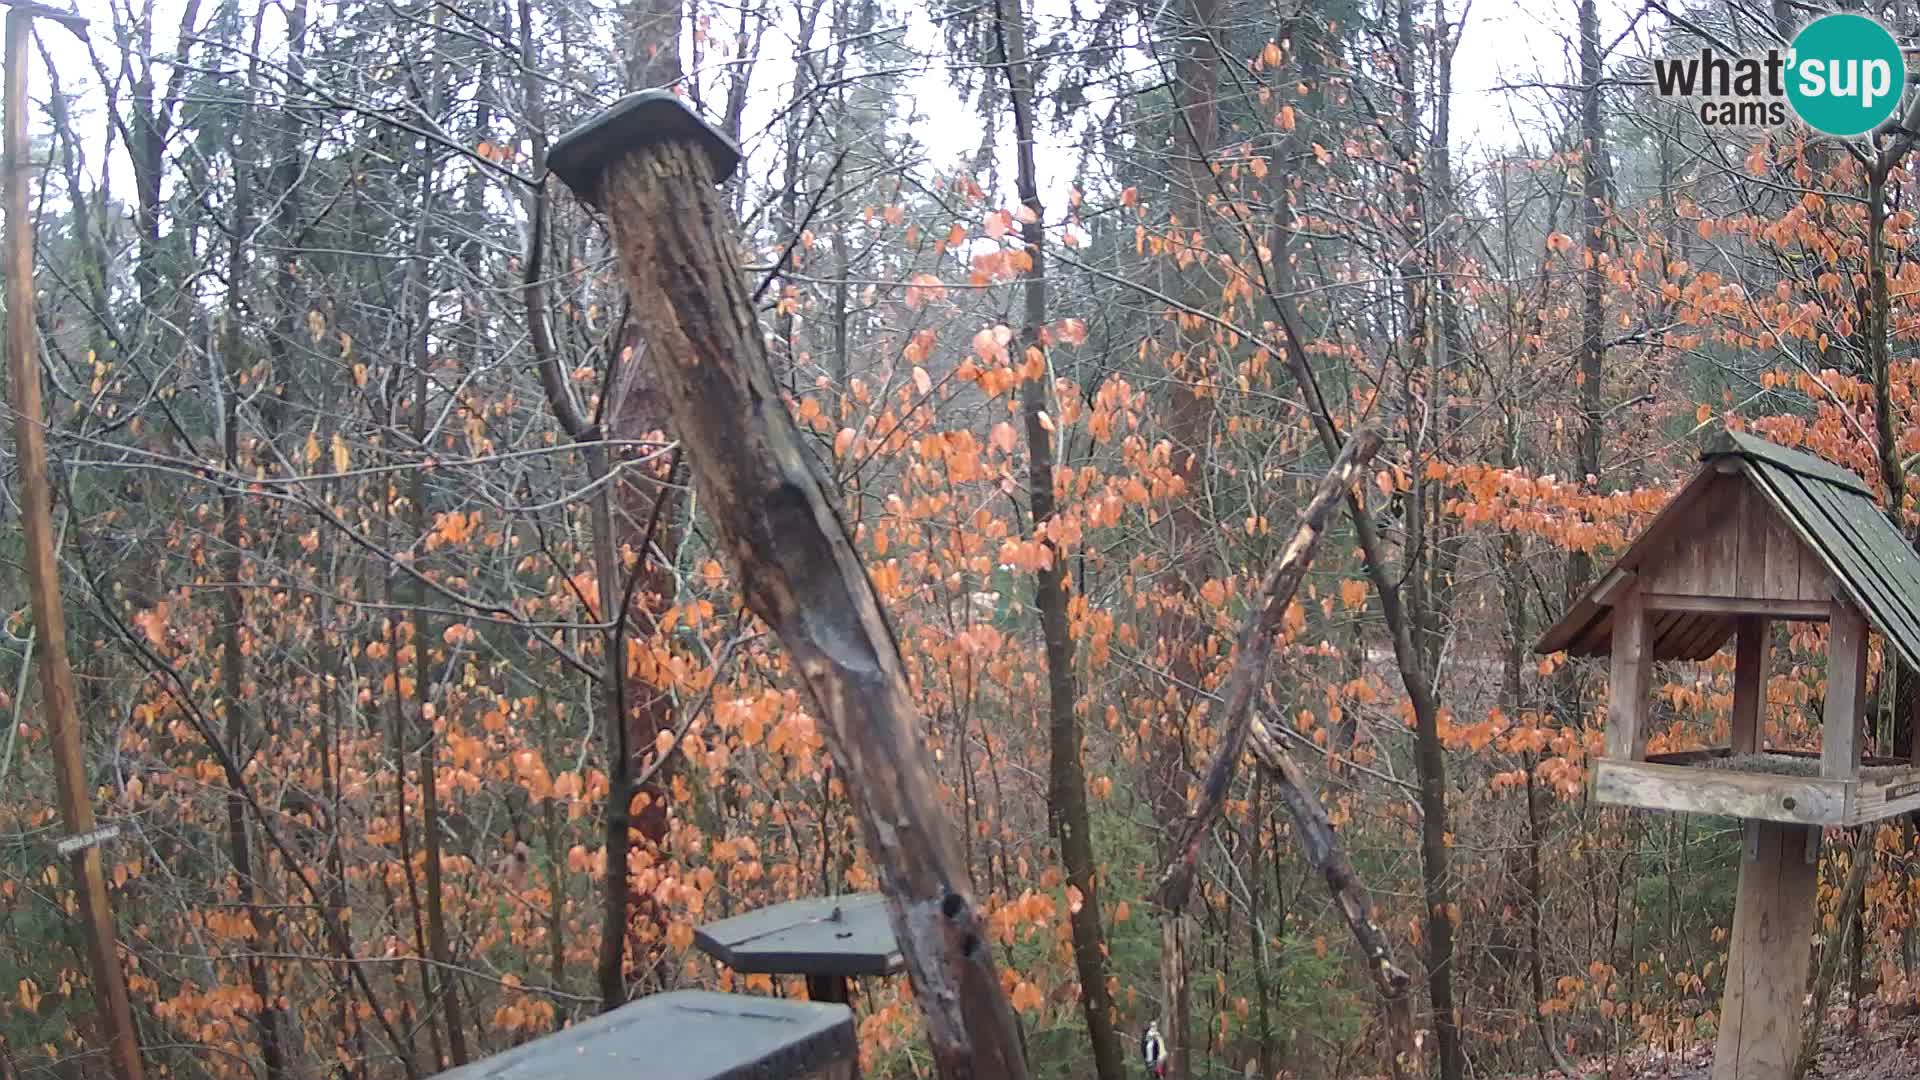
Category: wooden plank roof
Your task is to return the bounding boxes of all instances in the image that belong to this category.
[1536,431,1920,670]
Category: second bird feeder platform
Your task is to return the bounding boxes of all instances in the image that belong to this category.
[694,892,903,1005]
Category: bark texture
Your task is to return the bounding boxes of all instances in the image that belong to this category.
[581,138,1029,1080]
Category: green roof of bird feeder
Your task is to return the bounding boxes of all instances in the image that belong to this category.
[548,90,740,208]
[430,990,854,1080]
[695,892,903,979]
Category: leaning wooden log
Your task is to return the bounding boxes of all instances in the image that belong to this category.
[546,91,1028,1080]
[1150,428,1383,911]
[1146,428,1418,1075]
[1246,715,1418,1073]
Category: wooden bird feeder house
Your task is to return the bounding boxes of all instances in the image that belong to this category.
[1538,430,1920,1079]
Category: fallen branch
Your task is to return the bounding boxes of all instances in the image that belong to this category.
[1147,428,1418,1073]
[1248,714,1417,1060]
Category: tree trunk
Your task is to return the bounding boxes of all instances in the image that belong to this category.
[1248,780,1277,1080]
[9,13,144,1079]
[216,26,285,1075]
[1159,4,1222,1069]
[555,115,1030,1079]
[1566,0,1611,603]
[401,22,467,1059]
[1796,832,1872,1078]
[315,493,363,1077]
[524,0,685,1008]
[624,0,684,90]
[991,0,1125,1075]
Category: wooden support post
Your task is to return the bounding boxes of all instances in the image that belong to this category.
[805,975,852,1006]
[1712,821,1819,1080]
[1606,587,1652,761]
[2,11,142,1080]
[1824,601,1868,780]
[1911,679,1920,767]
[546,92,1027,1079]
[1731,616,1768,754]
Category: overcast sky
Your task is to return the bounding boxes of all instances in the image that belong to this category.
[28,0,1641,233]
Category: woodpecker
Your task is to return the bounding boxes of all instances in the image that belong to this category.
[1141,1021,1168,1077]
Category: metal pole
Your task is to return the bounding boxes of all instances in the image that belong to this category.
[3,9,142,1080]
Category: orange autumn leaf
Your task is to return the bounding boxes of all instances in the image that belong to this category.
[133,604,170,649]
[904,272,946,309]
[1340,579,1369,610]
[1010,979,1044,1015]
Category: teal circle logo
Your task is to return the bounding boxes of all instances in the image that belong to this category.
[1787,14,1906,137]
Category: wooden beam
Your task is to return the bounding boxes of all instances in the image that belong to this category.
[1645,747,1734,766]
[1844,767,1920,824]
[1711,822,1819,1080]
[1731,616,1769,753]
[1606,587,1652,760]
[1592,567,1636,606]
[1911,679,1920,768]
[1824,601,1868,780]
[1592,760,1848,826]
[1639,594,1830,620]
[805,975,852,1006]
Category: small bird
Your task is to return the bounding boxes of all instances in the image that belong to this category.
[1141,1021,1168,1077]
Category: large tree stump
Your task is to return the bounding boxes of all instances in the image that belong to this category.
[547,91,1028,1079]
[1713,821,1819,1080]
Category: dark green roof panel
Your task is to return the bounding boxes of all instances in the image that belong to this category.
[1706,430,1874,496]
[693,892,902,979]
[1714,437,1920,672]
[430,991,854,1080]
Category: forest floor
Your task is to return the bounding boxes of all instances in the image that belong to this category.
[1517,1006,1920,1079]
